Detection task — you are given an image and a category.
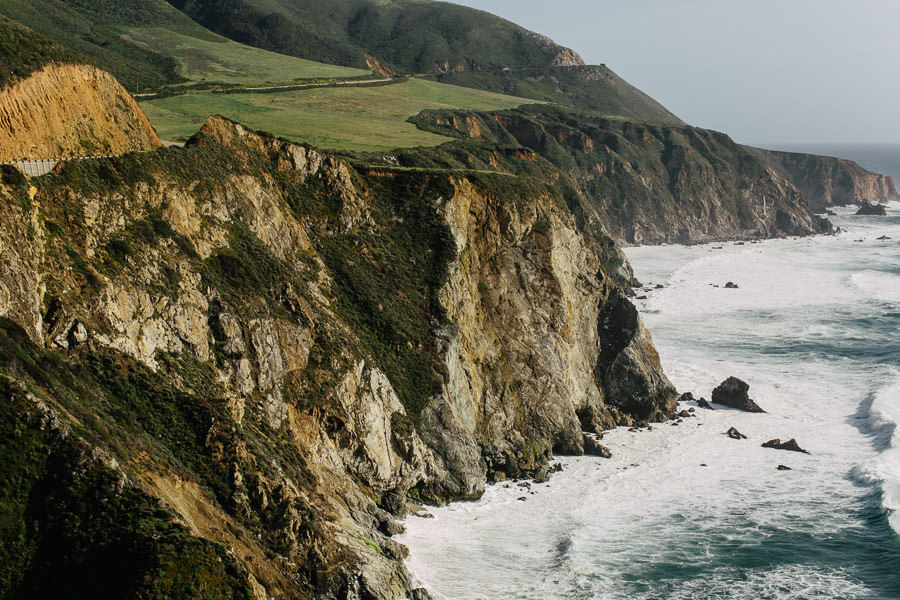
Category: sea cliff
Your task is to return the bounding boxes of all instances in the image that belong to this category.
[0,114,674,599]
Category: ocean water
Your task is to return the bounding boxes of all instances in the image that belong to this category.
[400,202,900,599]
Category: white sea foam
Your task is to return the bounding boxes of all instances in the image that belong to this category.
[852,374,900,533]
[402,208,900,598]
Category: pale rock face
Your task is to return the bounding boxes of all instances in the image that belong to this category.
[333,362,428,492]
[0,189,45,343]
[422,177,675,487]
[94,277,210,369]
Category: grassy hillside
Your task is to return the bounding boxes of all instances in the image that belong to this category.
[140,77,534,150]
[164,0,684,122]
[166,0,581,73]
[0,0,186,90]
[431,65,683,125]
[0,0,367,91]
[0,15,85,89]
[121,26,367,86]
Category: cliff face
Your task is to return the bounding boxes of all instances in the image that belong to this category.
[407,106,832,245]
[0,63,161,161]
[0,115,674,599]
[766,150,898,211]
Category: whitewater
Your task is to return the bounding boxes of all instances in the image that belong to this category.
[400,202,900,599]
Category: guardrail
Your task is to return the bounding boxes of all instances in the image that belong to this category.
[0,155,116,178]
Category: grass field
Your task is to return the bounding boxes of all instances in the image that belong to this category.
[140,78,535,152]
[122,26,367,85]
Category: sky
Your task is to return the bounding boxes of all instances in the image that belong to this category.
[453,0,900,145]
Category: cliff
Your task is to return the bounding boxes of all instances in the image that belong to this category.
[405,105,832,245]
[0,115,674,599]
[765,150,898,211]
[0,63,161,161]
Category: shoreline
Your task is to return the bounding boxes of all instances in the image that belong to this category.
[400,207,900,598]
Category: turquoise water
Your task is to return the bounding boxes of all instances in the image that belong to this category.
[401,203,900,599]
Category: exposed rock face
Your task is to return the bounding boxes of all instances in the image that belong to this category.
[522,31,585,67]
[0,114,675,599]
[711,377,765,413]
[767,150,898,211]
[856,201,887,216]
[0,63,161,161]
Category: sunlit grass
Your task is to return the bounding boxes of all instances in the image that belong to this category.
[141,78,536,151]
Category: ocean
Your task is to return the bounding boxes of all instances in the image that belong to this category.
[400,199,900,599]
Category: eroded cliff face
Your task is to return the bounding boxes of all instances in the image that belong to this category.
[0,63,161,161]
[0,116,674,599]
[766,150,898,211]
[407,106,834,245]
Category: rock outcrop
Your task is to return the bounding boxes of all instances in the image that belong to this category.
[711,377,765,413]
[856,201,887,216]
[726,426,748,440]
[0,63,161,161]
[762,438,810,454]
[767,150,898,211]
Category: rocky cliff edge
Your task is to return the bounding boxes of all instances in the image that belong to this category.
[0,114,674,599]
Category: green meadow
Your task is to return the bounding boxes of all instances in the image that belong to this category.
[141,78,535,152]
[122,26,367,85]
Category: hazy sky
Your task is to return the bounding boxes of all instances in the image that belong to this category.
[454,0,900,144]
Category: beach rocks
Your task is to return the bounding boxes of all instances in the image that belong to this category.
[725,426,748,440]
[711,377,765,412]
[724,281,739,289]
[583,434,612,458]
[409,588,435,600]
[679,391,713,410]
[856,201,886,215]
[777,465,792,471]
[762,438,810,454]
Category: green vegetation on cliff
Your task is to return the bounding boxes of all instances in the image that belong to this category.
[0,16,85,89]
[399,104,830,244]
[0,324,251,600]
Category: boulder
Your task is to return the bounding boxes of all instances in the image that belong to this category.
[777,465,792,471]
[711,377,765,412]
[725,426,747,440]
[762,438,810,454]
[680,391,713,410]
[678,391,696,403]
[583,434,612,458]
[856,201,887,216]
[724,281,739,289]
